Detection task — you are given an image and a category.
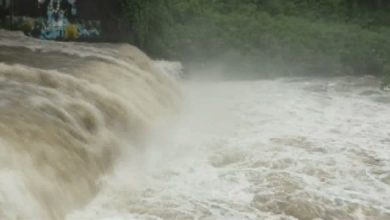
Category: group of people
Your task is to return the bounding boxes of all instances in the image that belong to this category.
[0,0,100,41]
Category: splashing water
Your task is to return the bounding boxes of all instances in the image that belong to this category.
[67,78,390,220]
[1,30,390,220]
[0,30,179,220]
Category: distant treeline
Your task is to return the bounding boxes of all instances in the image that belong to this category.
[120,0,390,83]
[2,0,389,82]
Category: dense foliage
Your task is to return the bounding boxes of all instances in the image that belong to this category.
[121,0,390,80]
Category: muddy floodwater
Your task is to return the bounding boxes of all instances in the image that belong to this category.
[70,77,390,220]
[0,30,389,220]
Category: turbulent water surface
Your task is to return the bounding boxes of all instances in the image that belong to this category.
[1,30,390,220]
[0,30,179,220]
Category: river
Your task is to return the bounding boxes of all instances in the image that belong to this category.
[1,30,390,220]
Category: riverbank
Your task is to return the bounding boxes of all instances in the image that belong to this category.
[121,0,390,85]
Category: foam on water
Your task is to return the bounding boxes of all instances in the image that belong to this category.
[0,30,179,220]
[1,29,390,220]
[68,77,390,220]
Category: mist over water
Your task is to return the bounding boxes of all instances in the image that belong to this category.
[0,30,179,220]
[67,78,390,220]
[1,30,390,220]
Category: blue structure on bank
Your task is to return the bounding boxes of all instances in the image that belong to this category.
[38,0,100,40]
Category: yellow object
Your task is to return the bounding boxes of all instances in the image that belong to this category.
[65,24,80,40]
[21,20,34,33]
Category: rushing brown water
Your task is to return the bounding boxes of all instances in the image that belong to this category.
[1,30,390,220]
[0,30,179,220]
[69,77,390,220]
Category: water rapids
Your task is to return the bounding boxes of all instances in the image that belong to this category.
[1,30,390,220]
[0,30,179,219]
